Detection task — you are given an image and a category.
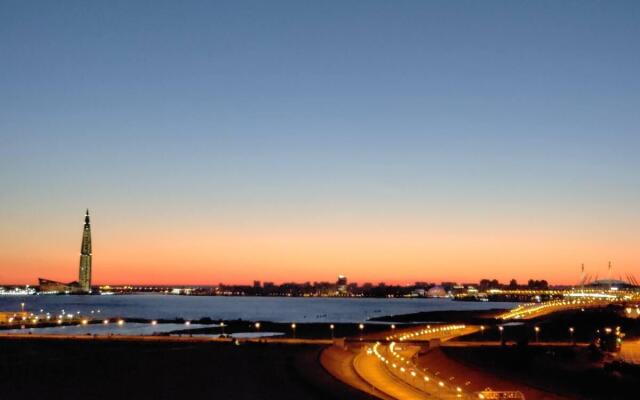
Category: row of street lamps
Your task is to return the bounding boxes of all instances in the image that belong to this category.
[495,324,577,343]
[251,321,370,339]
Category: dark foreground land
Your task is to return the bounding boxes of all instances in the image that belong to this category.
[444,307,640,400]
[0,338,375,400]
[443,345,640,400]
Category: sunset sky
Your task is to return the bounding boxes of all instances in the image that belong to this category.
[1,1,639,285]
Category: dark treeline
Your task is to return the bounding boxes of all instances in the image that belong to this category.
[479,279,550,291]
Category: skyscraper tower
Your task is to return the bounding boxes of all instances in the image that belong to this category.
[79,209,92,293]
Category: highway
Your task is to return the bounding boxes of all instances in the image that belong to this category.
[620,339,640,364]
[325,324,487,400]
[498,298,613,320]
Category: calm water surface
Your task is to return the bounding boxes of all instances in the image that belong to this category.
[0,295,516,323]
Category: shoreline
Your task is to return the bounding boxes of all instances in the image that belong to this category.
[1,305,637,399]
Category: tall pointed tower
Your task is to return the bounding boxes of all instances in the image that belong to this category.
[79,209,92,292]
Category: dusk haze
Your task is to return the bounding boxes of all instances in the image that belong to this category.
[1,3,639,400]
[3,1,639,286]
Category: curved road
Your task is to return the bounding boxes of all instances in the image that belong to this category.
[324,324,482,400]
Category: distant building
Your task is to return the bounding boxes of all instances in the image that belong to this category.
[586,279,637,291]
[336,275,348,295]
[38,278,83,294]
[78,209,92,292]
[426,286,448,298]
[39,210,93,294]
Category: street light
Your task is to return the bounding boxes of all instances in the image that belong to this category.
[359,323,365,340]
[291,323,296,338]
[220,322,226,335]
[498,325,504,344]
[569,327,575,344]
[329,324,335,339]
[534,326,540,342]
[20,303,25,312]
[254,322,261,332]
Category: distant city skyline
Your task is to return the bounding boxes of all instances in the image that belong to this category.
[2,1,639,285]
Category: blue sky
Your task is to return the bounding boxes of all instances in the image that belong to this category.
[1,1,639,284]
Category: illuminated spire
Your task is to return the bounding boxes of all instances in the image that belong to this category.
[79,209,92,293]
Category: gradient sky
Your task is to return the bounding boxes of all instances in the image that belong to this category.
[1,1,639,286]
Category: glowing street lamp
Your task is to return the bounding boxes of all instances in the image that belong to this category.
[291,323,296,338]
[254,322,261,332]
[569,327,575,344]
[359,323,365,340]
[329,324,335,339]
[220,322,226,335]
[498,325,504,344]
[534,326,540,342]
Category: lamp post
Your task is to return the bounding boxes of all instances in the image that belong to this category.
[569,327,574,345]
[534,326,540,343]
[254,322,261,332]
[220,322,226,335]
[359,323,365,340]
[20,303,25,312]
[329,324,335,339]
[291,323,296,339]
[498,325,504,344]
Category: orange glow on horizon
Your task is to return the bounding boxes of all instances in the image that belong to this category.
[1,216,637,286]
